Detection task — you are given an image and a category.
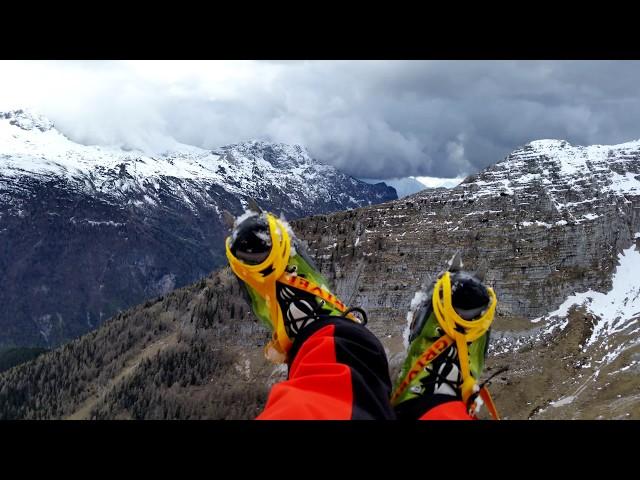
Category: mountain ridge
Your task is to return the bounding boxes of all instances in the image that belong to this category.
[0,109,396,348]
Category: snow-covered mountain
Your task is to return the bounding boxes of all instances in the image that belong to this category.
[2,134,640,420]
[0,109,395,216]
[0,109,396,348]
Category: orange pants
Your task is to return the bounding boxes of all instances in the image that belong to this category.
[258,319,472,420]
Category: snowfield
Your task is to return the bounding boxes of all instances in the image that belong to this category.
[534,242,640,350]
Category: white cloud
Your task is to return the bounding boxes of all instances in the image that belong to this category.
[413,176,466,189]
[1,60,639,178]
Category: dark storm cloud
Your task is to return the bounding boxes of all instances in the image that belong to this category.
[4,60,640,179]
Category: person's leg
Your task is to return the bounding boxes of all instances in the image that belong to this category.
[225,208,394,420]
[258,317,395,420]
[226,208,497,421]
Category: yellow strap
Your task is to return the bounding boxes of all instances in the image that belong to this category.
[226,214,292,355]
[432,271,496,405]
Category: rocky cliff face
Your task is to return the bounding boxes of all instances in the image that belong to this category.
[298,139,640,328]
[290,138,640,419]
[0,109,396,348]
[1,137,639,420]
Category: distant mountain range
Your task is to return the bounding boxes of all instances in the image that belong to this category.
[363,176,465,198]
[0,109,396,348]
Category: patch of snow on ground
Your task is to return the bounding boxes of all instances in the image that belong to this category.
[534,242,640,356]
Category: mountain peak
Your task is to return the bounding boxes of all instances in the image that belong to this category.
[526,138,570,150]
[214,140,318,169]
[219,140,309,155]
[524,137,640,154]
[0,109,54,133]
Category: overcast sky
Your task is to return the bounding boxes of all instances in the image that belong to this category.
[1,60,638,179]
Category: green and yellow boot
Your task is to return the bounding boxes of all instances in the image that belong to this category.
[225,206,365,363]
[391,260,499,419]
